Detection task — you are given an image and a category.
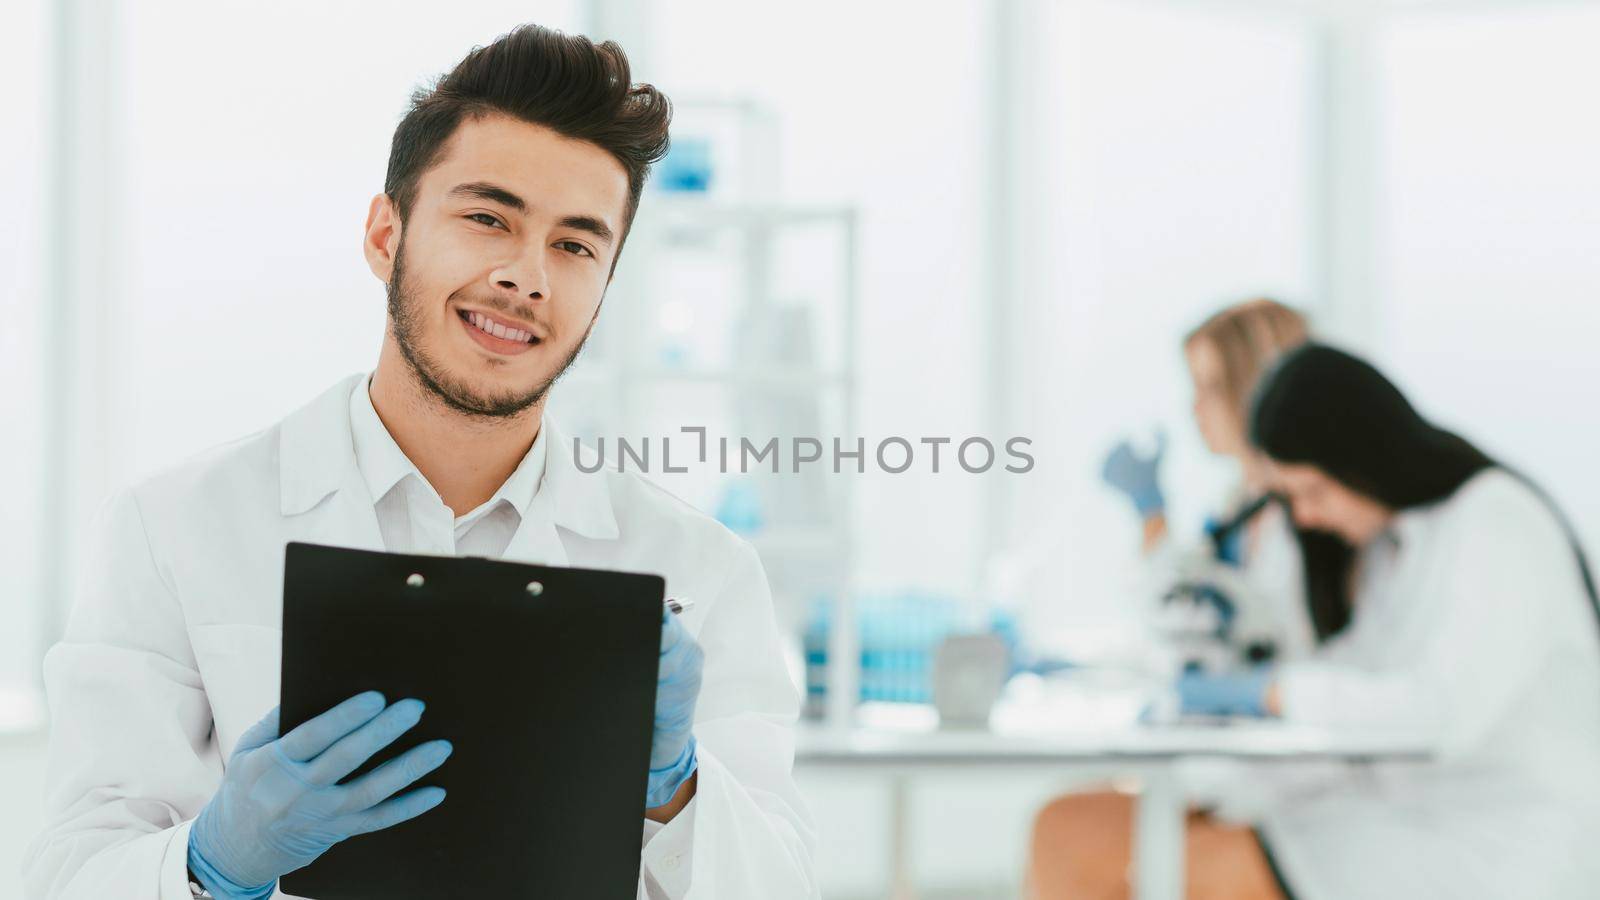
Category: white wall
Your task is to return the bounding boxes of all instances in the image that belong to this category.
[1375,5,1600,556]
[0,0,50,696]
[1001,0,1313,638]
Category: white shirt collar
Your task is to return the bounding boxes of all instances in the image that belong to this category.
[348,372,548,520]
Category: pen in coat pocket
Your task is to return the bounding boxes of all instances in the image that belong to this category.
[664,597,694,616]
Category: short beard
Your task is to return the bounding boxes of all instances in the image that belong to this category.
[385,238,591,421]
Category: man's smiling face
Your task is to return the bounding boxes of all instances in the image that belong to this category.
[372,112,631,419]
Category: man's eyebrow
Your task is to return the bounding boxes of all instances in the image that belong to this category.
[446,181,615,246]
[557,215,615,246]
[446,181,527,213]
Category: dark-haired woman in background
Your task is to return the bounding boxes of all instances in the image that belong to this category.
[1028,344,1600,899]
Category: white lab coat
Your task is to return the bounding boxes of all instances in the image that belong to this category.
[22,372,819,900]
[1187,469,1600,899]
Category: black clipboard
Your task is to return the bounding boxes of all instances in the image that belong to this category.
[278,541,664,899]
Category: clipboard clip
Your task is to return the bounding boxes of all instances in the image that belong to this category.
[406,560,690,615]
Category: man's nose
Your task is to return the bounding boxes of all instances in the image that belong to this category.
[491,250,550,300]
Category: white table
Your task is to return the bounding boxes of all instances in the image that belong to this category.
[796,703,1432,900]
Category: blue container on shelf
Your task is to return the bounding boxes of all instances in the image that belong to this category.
[657,136,714,193]
[801,596,831,719]
[714,479,764,536]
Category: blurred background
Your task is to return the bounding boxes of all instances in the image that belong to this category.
[4,0,1600,896]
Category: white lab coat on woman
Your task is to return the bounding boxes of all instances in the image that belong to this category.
[1187,469,1600,899]
[22,372,819,900]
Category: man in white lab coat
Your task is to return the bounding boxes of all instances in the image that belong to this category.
[23,23,817,900]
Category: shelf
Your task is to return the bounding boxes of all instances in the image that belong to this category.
[748,526,846,555]
[645,197,858,230]
[628,366,853,388]
[561,365,853,389]
[622,144,862,728]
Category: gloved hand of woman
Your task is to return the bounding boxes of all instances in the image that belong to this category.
[1101,433,1168,518]
[1175,668,1274,718]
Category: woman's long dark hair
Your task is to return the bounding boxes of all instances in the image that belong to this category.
[1248,345,1497,641]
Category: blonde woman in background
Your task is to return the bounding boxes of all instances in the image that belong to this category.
[1100,298,1314,668]
[1023,300,1312,900]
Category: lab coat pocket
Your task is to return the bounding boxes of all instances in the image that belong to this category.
[189,622,283,759]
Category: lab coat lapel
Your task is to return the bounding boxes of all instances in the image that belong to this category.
[499,416,618,566]
[277,372,386,552]
[501,500,569,566]
[294,468,387,553]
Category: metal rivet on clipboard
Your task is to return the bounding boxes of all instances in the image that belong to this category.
[526,581,544,596]
[406,573,425,588]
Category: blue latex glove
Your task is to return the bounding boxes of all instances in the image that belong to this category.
[1101,433,1167,517]
[649,610,704,809]
[187,692,453,899]
[1176,669,1273,717]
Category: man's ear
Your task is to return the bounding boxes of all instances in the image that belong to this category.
[363,193,402,284]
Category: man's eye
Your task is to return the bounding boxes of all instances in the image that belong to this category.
[466,213,503,228]
[556,240,593,258]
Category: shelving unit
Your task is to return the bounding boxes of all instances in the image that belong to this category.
[550,191,863,731]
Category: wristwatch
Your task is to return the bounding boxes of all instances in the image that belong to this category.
[187,867,215,898]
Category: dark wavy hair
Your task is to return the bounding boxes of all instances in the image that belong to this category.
[383,24,672,274]
[1249,344,1497,640]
